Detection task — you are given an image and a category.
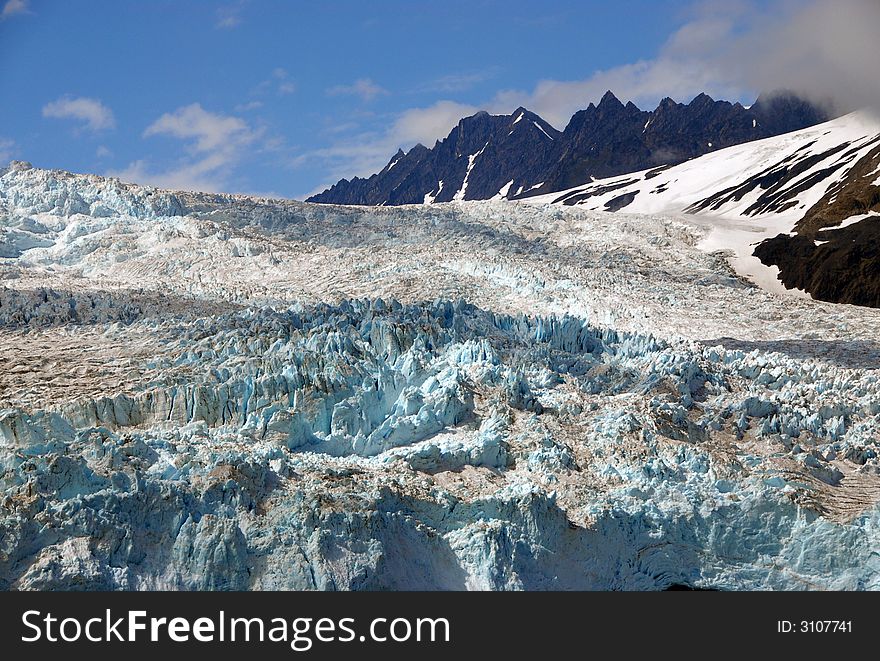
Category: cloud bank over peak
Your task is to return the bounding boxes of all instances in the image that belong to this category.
[720,0,880,114]
[491,0,880,127]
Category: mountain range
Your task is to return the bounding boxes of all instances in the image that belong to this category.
[307,91,829,205]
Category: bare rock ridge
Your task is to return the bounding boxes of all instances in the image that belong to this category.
[307,91,829,205]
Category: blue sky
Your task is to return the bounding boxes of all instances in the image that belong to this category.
[0,0,869,199]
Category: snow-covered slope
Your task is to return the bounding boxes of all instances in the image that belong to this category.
[3,162,880,590]
[530,111,880,219]
[528,111,880,299]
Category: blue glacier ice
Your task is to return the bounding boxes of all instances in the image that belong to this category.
[1,162,880,590]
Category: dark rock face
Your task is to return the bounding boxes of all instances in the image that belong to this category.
[309,108,561,205]
[308,91,829,205]
[754,223,880,307]
[545,91,828,195]
[795,141,880,234]
[754,140,880,307]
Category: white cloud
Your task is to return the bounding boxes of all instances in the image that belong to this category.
[481,4,749,128]
[234,100,264,112]
[391,101,478,146]
[144,103,253,152]
[272,68,296,95]
[1,0,30,20]
[42,96,116,133]
[215,3,244,29]
[109,157,230,194]
[216,15,240,29]
[252,68,296,97]
[96,145,112,159]
[709,0,880,113]
[0,138,15,163]
[414,68,499,94]
[293,100,478,185]
[321,121,361,136]
[486,57,734,129]
[483,0,880,126]
[327,78,389,103]
[110,104,259,193]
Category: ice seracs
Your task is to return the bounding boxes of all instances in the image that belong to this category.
[2,162,880,590]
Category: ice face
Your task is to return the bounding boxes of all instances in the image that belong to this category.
[2,164,880,590]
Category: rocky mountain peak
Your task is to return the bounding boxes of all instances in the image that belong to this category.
[656,97,680,111]
[597,90,625,111]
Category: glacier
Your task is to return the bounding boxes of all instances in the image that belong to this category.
[2,160,880,590]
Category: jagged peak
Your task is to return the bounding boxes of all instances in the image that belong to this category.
[510,106,543,124]
[464,109,491,122]
[380,149,407,173]
[689,92,715,105]
[509,107,559,135]
[598,90,623,109]
[454,110,493,135]
[655,96,680,111]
